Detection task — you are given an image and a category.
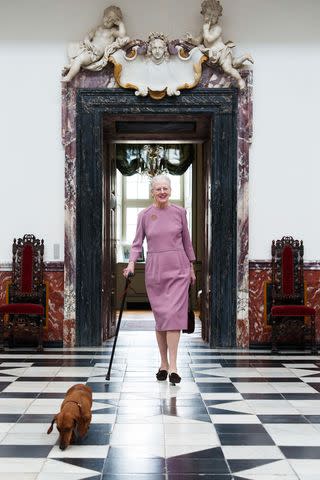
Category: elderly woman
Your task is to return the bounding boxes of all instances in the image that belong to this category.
[123,174,196,384]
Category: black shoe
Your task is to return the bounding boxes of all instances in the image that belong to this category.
[169,372,181,385]
[156,369,168,381]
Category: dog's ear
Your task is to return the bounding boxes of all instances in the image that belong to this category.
[47,415,57,434]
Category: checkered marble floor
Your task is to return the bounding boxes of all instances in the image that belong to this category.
[0,318,320,479]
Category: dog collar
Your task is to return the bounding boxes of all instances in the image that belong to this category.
[64,400,82,411]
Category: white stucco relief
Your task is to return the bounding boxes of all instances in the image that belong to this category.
[61,2,253,98]
[110,35,206,99]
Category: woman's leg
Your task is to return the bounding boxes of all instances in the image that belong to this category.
[167,330,181,374]
[155,330,169,370]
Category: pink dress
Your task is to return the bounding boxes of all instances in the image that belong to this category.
[129,204,196,331]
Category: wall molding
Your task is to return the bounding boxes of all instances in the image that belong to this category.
[0,262,64,272]
[249,260,320,270]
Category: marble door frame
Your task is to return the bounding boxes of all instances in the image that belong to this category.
[61,66,252,347]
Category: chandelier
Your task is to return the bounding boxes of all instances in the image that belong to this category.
[116,144,194,177]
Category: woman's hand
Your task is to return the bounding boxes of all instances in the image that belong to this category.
[123,261,134,278]
[190,264,196,285]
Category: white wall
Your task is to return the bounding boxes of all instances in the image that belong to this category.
[0,0,319,261]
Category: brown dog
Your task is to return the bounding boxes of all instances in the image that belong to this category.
[47,383,92,450]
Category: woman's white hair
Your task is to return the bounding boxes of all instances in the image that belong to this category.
[150,174,171,190]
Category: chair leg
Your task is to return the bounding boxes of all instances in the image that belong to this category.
[271,315,278,354]
[37,317,43,352]
[310,314,317,354]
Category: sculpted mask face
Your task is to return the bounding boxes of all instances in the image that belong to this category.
[151,39,166,63]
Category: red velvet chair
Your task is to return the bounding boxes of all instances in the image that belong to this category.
[269,236,317,354]
[0,235,46,351]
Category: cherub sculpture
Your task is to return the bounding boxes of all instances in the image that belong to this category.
[186,0,253,90]
[62,5,129,82]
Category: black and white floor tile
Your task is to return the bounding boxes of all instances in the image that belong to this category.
[0,318,320,479]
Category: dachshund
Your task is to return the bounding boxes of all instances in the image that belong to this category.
[47,383,92,450]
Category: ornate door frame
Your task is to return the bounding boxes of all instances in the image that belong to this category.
[61,67,252,348]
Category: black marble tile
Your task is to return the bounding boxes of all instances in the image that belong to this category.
[228,458,277,472]
[162,406,208,416]
[87,382,122,392]
[280,446,320,459]
[305,415,320,423]
[167,458,229,474]
[0,392,39,398]
[0,382,13,391]
[92,407,117,415]
[59,360,94,366]
[207,407,250,416]
[75,430,111,445]
[103,457,165,474]
[218,433,275,446]
[258,414,308,424]
[264,377,303,383]
[205,400,237,406]
[170,447,224,459]
[168,476,232,480]
[54,457,105,471]
[196,385,238,393]
[37,393,65,399]
[0,414,21,422]
[79,476,100,480]
[215,424,267,434]
[102,475,165,480]
[229,377,268,383]
[15,376,88,382]
[27,360,60,366]
[282,393,320,400]
[307,383,320,392]
[241,393,283,400]
[17,414,54,423]
[0,445,52,457]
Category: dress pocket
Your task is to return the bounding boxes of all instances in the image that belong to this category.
[146,255,160,285]
[178,251,190,272]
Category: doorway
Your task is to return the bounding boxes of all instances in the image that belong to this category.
[76,88,238,347]
[112,145,198,339]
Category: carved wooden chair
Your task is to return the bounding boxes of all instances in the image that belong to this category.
[0,235,46,351]
[269,236,317,354]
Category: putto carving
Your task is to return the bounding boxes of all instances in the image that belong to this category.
[185,0,253,89]
[62,5,129,82]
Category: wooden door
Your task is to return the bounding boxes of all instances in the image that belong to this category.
[201,140,212,343]
[102,139,117,341]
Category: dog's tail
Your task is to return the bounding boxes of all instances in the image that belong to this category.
[47,416,57,434]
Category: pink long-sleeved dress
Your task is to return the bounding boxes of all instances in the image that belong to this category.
[129,204,196,331]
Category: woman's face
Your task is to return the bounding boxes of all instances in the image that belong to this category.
[152,181,171,206]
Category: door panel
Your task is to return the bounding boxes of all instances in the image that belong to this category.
[202,139,212,343]
[102,140,117,341]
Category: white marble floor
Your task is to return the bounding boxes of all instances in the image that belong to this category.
[0,314,319,479]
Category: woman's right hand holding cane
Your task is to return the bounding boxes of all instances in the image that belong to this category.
[123,261,135,278]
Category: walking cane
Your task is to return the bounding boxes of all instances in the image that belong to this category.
[105,272,134,381]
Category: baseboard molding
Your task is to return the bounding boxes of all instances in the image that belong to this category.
[43,341,63,348]
[249,342,319,351]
